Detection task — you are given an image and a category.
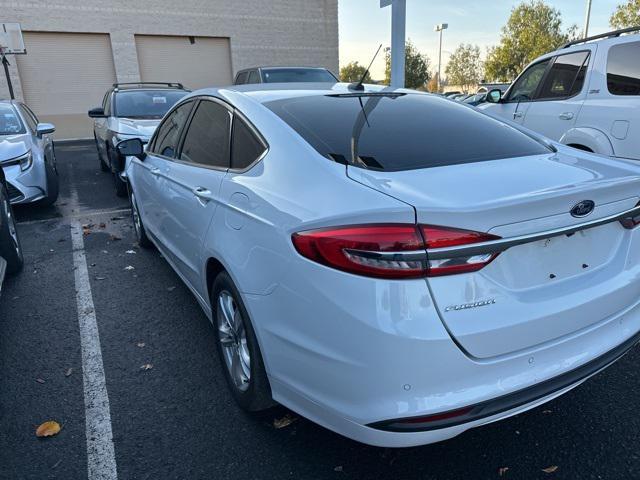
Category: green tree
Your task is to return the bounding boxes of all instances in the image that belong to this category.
[610,0,640,29]
[384,39,432,89]
[340,61,373,83]
[485,1,577,82]
[445,44,483,93]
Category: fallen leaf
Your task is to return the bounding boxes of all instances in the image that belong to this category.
[36,421,61,438]
[273,413,298,429]
[125,250,136,255]
[167,286,176,292]
[110,235,122,241]
[101,250,109,254]
[124,265,135,271]
[65,368,73,377]
[110,216,125,221]
[51,459,62,469]
[334,466,343,472]
[136,342,145,348]
[542,466,559,474]
[35,378,45,384]
[140,363,153,371]
[542,410,552,414]
[498,467,509,476]
[95,276,106,281]
[99,223,106,229]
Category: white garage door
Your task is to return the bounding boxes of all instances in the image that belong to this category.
[135,35,232,91]
[17,32,117,139]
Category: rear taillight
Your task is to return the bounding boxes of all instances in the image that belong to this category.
[421,225,500,276]
[292,224,501,279]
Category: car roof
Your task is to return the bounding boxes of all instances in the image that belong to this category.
[237,66,332,73]
[190,82,403,105]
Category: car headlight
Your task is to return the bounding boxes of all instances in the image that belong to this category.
[0,151,33,171]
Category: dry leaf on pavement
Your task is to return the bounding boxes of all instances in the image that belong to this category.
[65,368,73,377]
[542,466,559,474]
[124,265,135,271]
[136,342,146,348]
[36,421,61,438]
[35,378,45,384]
[498,467,509,476]
[273,413,298,429]
[140,363,153,371]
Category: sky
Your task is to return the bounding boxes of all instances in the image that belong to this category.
[338,0,622,80]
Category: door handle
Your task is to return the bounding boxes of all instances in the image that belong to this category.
[559,112,574,120]
[193,187,214,202]
[149,167,161,176]
[513,111,524,119]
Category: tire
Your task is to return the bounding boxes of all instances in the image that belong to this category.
[129,189,153,249]
[0,183,24,275]
[114,173,128,198]
[211,271,275,412]
[40,161,59,206]
[96,137,110,172]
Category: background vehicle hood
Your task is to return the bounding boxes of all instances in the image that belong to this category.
[114,118,161,138]
[0,134,30,162]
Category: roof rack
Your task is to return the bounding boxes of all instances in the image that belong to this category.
[562,26,640,48]
[112,82,184,90]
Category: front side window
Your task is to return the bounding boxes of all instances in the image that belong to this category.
[102,92,112,116]
[151,101,194,158]
[537,51,590,100]
[115,90,188,119]
[506,60,550,102]
[0,104,25,135]
[235,72,249,85]
[179,100,230,168]
[607,42,640,96]
[231,115,266,170]
[17,104,37,132]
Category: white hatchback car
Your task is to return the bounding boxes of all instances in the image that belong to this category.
[118,83,640,448]
[481,27,639,161]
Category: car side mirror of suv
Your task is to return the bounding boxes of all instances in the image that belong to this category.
[88,107,106,118]
[36,123,55,138]
[117,138,146,161]
[486,89,503,104]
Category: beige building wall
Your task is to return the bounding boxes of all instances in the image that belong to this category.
[0,0,339,139]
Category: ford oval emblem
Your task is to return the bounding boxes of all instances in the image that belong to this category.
[570,200,595,218]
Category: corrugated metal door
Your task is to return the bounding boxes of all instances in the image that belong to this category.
[16,32,116,139]
[135,35,232,90]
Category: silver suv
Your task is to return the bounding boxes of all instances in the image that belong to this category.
[89,82,189,196]
[0,100,58,206]
[233,66,338,85]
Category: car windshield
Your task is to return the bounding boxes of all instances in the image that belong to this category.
[262,68,336,83]
[0,104,25,135]
[115,90,188,119]
[264,93,551,171]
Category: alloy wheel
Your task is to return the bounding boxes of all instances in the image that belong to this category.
[131,192,142,240]
[217,290,251,392]
[3,196,20,256]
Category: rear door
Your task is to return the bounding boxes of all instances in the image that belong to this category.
[158,97,231,295]
[523,50,592,140]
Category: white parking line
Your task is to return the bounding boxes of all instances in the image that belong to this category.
[69,188,119,479]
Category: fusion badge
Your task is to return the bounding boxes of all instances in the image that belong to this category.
[445,299,496,312]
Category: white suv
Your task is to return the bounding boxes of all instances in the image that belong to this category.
[481,27,640,161]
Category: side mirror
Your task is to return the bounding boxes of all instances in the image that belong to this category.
[116,138,146,161]
[486,89,503,104]
[36,122,55,138]
[88,107,106,118]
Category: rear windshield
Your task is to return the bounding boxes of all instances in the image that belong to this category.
[0,104,25,135]
[262,68,336,84]
[115,90,188,119]
[263,93,551,171]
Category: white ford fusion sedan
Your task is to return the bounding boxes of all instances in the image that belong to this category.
[118,82,640,447]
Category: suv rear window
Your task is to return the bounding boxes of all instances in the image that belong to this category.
[607,42,640,96]
[262,68,336,83]
[263,93,551,171]
[115,90,188,119]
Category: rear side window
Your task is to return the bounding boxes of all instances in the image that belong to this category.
[231,116,266,170]
[150,101,194,158]
[607,42,640,95]
[247,70,261,84]
[235,72,249,85]
[264,94,551,171]
[179,100,230,169]
[537,51,590,100]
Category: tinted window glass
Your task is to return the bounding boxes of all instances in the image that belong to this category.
[103,92,112,116]
[232,116,266,170]
[262,68,336,83]
[0,104,25,135]
[17,104,37,132]
[179,100,230,168]
[115,90,188,118]
[235,72,249,85]
[607,42,640,95]
[537,52,590,99]
[152,101,194,158]
[264,94,551,171]
[506,60,550,102]
[247,70,261,84]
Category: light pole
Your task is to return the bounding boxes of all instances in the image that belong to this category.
[434,23,448,93]
[380,0,407,88]
[583,0,592,38]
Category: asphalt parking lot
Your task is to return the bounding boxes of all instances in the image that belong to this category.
[1,141,640,480]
